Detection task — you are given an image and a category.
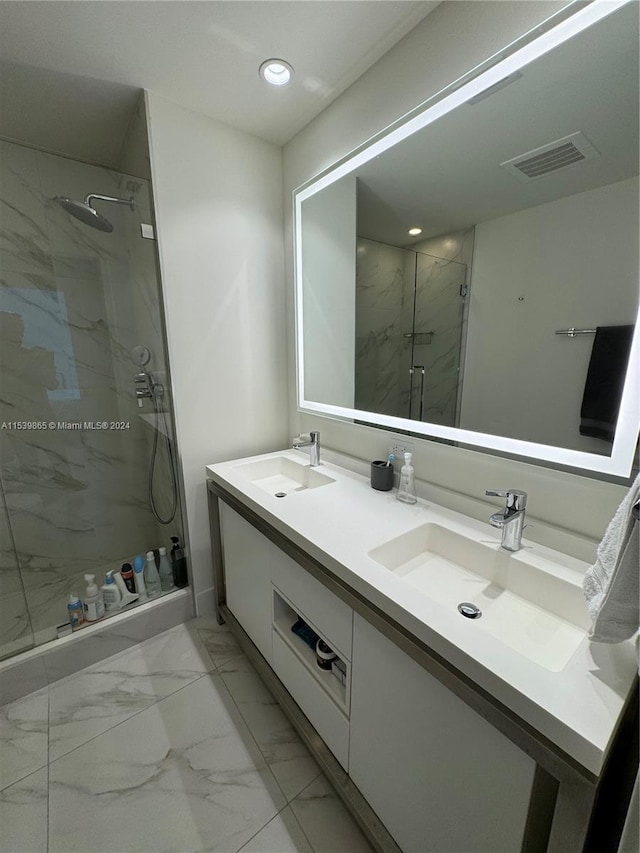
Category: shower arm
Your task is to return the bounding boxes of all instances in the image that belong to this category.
[84,193,135,211]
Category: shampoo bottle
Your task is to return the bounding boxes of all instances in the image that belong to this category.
[396,452,417,504]
[170,536,188,588]
[144,550,162,597]
[101,571,122,611]
[158,546,175,592]
[133,554,148,600]
[83,574,105,622]
[67,594,85,631]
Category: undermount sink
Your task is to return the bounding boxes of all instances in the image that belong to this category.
[234,456,335,497]
[368,523,589,672]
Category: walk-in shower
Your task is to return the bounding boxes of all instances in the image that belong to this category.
[132,346,179,525]
[54,193,136,233]
[0,139,186,663]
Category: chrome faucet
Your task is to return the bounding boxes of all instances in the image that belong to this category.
[486,489,527,552]
[293,430,321,467]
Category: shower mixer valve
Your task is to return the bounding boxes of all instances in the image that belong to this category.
[134,371,161,407]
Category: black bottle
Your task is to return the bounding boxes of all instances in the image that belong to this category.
[170,536,188,588]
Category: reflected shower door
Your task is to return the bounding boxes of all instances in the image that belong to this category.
[409,252,466,426]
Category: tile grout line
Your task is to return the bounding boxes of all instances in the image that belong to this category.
[214,656,314,806]
[44,624,218,766]
[46,670,211,769]
[212,663,322,853]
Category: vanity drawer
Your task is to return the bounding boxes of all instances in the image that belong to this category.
[271,546,352,659]
[272,630,350,771]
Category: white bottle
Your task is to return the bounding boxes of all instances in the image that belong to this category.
[133,555,148,600]
[144,550,162,597]
[158,546,175,592]
[101,571,122,611]
[396,452,417,504]
[83,574,105,622]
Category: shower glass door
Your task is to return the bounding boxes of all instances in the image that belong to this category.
[0,474,34,660]
[0,139,184,652]
[355,237,467,427]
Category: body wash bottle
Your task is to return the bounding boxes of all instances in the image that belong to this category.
[145,550,162,597]
[396,452,417,504]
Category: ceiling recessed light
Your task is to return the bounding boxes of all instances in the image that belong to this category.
[259,59,294,87]
[408,227,422,236]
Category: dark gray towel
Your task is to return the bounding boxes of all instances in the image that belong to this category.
[580,325,634,441]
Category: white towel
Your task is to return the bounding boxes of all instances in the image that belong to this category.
[583,472,640,643]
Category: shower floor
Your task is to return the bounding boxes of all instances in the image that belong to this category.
[0,617,373,853]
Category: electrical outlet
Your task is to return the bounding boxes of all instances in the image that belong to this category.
[389,441,414,461]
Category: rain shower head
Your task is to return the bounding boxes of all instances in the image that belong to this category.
[53,193,136,233]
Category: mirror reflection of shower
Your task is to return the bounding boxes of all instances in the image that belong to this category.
[54,193,136,232]
[132,345,178,525]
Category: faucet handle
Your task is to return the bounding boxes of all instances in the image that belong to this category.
[486,489,527,512]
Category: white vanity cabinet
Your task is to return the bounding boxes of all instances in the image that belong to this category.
[220,503,273,662]
[349,614,536,853]
[220,501,352,769]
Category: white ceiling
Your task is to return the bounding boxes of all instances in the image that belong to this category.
[0,0,439,161]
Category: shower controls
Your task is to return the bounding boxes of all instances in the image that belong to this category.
[135,372,153,407]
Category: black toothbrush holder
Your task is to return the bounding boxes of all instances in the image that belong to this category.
[370,460,394,491]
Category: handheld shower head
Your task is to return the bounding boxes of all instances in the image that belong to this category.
[53,193,135,233]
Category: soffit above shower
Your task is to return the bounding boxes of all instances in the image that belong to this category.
[0,1,439,148]
[0,61,143,173]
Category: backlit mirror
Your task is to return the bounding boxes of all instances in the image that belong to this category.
[294,1,639,476]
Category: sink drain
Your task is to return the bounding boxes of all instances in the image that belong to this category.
[458,602,482,619]
[274,492,287,498]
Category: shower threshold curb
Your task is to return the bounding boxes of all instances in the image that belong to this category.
[0,588,193,705]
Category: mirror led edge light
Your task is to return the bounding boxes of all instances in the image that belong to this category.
[293,0,640,478]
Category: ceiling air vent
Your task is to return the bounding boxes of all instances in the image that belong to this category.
[500,132,600,182]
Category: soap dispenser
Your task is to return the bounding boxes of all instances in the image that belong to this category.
[101,571,122,611]
[396,452,417,504]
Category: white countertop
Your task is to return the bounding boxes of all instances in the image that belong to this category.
[206,449,637,777]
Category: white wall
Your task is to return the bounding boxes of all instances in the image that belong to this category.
[461,177,639,451]
[284,0,631,551]
[301,175,356,407]
[146,93,288,614]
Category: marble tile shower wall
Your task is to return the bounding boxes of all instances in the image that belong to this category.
[0,140,183,657]
[355,233,471,425]
[355,238,415,417]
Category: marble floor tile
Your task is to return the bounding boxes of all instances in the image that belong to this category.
[48,622,215,761]
[48,673,286,853]
[239,805,313,853]
[194,617,245,669]
[290,776,375,853]
[219,655,321,802]
[0,687,48,791]
[0,766,48,853]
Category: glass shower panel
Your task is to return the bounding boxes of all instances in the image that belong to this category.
[355,237,415,417]
[410,252,466,426]
[0,476,34,660]
[0,140,183,647]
